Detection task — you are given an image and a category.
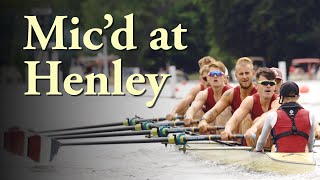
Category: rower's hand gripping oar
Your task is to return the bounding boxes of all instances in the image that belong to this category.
[37,133,244,163]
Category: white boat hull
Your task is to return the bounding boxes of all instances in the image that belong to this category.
[177,142,316,174]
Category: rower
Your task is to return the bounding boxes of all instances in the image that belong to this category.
[166,56,215,120]
[184,61,232,127]
[270,67,283,94]
[198,57,257,134]
[245,67,284,144]
[221,67,280,145]
[255,81,316,153]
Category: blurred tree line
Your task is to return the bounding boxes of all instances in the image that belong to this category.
[2,0,320,77]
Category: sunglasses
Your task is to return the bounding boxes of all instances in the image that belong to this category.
[257,80,276,86]
[208,71,224,77]
[202,77,207,81]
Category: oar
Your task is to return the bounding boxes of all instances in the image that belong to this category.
[38,115,183,133]
[60,133,244,147]
[53,126,225,140]
[47,120,199,137]
[179,146,252,151]
[30,133,244,162]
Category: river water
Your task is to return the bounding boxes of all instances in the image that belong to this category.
[0,80,319,180]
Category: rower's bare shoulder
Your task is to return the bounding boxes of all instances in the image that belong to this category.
[194,89,208,101]
[241,96,254,107]
[189,85,202,96]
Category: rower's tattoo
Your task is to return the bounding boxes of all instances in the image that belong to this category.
[223,91,231,97]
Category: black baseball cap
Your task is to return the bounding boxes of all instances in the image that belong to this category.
[280,81,299,97]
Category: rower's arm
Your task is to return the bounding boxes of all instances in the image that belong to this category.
[270,97,281,110]
[225,96,254,133]
[308,112,316,152]
[315,121,320,139]
[185,90,207,119]
[202,89,233,123]
[170,85,201,115]
[255,112,276,151]
[249,98,280,131]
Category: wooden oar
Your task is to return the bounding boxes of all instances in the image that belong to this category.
[29,133,244,162]
[38,115,183,133]
[53,126,225,140]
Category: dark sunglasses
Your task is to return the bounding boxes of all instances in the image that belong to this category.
[202,77,207,81]
[208,71,224,77]
[257,80,276,86]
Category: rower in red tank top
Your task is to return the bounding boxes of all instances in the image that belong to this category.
[184,61,231,126]
[251,93,278,120]
[231,86,257,113]
[221,67,281,143]
[166,56,215,121]
[255,81,315,153]
[199,57,257,134]
[203,85,233,113]
[199,83,205,91]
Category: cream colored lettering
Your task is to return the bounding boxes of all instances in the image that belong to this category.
[24,16,67,50]
[24,61,62,95]
[171,24,188,50]
[24,59,170,107]
[111,13,137,50]
[145,74,171,108]
[64,74,84,95]
[126,74,146,96]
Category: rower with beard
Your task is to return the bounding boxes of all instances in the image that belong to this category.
[198,57,257,134]
[166,56,215,120]
[221,68,281,145]
[184,61,232,127]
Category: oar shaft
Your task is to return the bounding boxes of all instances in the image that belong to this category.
[39,116,180,133]
[48,126,136,137]
[61,137,169,145]
[185,134,244,142]
[152,120,198,128]
[38,122,124,133]
[55,130,151,140]
[167,126,224,133]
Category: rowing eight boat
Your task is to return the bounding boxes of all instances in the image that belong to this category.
[176,141,317,175]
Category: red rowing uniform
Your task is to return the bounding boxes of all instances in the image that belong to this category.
[272,104,311,152]
[203,85,233,113]
[231,86,257,113]
[251,93,278,120]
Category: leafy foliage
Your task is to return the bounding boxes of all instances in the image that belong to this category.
[3,0,320,75]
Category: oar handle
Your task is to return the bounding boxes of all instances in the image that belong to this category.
[185,134,244,143]
[230,134,245,139]
[207,126,225,131]
[191,120,199,124]
[123,115,184,126]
